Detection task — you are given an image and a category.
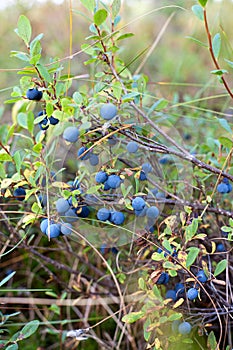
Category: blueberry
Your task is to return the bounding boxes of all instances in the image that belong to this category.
[156,191,166,199]
[61,223,73,235]
[63,126,79,143]
[46,223,61,238]
[165,290,177,301]
[39,117,49,130]
[108,135,117,145]
[100,103,117,120]
[132,197,145,211]
[106,174,122,189]
[49,116,59,125]
[142,162,152,174]
[178,321,192,335]
[217,182,229,193]
[126,141,139,153]
[89,153,99,166]
[97,208,111,221]
[110,211,125,225]
[76,205,90,218]
[187,287,198,301]
[196,270,208,283]
[111,247,118,254]
[146,206,159,219]
[95,171,108,184]
[56,198,70,214]
[100,244,109,255]
[156,272,169,285]
[77,146,90,160]
[216,243,225,252]
[150,188,158,197]
[159,156,169,165]
[139,171,147,181]
[174,283,184,292]
[64,208,79,222]
[40,219,51,234]
[26,88,43,101]
[38,194,47,207]
[134,206,147,217]
[13,187,26,201]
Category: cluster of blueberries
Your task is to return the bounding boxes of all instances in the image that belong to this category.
[154,268,209,335]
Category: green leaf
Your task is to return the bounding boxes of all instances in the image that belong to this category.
[211,69,228,75]
[0,153,12,162]
[15,15,32,46]
[212,33,221,59]
[207,331,217,349]
[219,136,233,149]
[17,112,28,129]
[36,63,52,83]
[46,102,54,117]
[13,150,22,173]
[30,40,42,58]
[217,118,232,134]
[185,36,207,47]
[20,320,40,339]
[0,271,16,287]
[73,91,83,104]
[10,51,30,62]
[198,0,208,7]
[122,92,140,102]
[27,111,34,135]
[122,311,144,324]
[112,0,121,18]
[191,5,204,21]
[117,33,134,41]
[94,9,108,26]
[185,218,199,242]
[186,247,199,267]
[80,0,95,12]
[147,99,168,115]
[168,313,182,321]
[214,259,227,277]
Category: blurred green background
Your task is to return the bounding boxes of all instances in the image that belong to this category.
[0,0,232,111]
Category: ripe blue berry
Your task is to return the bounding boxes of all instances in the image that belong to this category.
[156,272,169,285]
[97,208,111,221]
[216,243,225,252]
[49,116,59,125]
[89,153,99,166]
[40,219,52,234]
[165,290,177,301]
[46,223,61,238]
[77,146,90,160]
[61,223,73,235]
[39,117,49,130]
[106,174,122,189]
[110,211,125,225]
[139,170,147,181]
[187,287,198,301]
[76,205,90,218]
[13,187,26,201]
[146,206,159,219]
[56,198,70,214]
[63,126,80,143]
[217,182,229,193]
[64,208,79,222]
[196,270,208,283]
[126,141,139,153]
[178,321,192,335]
[100,103,117,120]
[175,283,184,292]
[156,191,166,199]
[26,88,43,101]
[132,197,145,211]
[95,171,108,184]
[142,162,152,174]
[134,206,147,217]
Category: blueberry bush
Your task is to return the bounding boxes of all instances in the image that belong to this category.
[0,0,233,349]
